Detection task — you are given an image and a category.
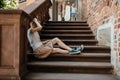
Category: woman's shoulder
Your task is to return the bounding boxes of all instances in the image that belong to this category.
[27,28,31,34]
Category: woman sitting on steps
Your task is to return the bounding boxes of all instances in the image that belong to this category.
[27,18,84,59]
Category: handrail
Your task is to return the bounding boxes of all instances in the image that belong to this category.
[23,0,52,24]
[23,0,45,14]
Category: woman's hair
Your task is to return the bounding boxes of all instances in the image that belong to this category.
[65,0,71,5]
[72,3,76,7]
[32,21,38,28]
[30,18,41,28]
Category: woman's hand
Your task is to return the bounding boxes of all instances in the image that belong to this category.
[33,18,38,22]
[42,40,49,44]
[30,18,43,33]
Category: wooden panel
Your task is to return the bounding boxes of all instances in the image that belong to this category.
[0,25,1,66]
[0,0,52,79]
[0,13,20,76]
[0,24,15,68]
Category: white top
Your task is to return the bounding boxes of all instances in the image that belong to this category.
[71,7,77,13]
[50,0,53,4]
[27,28,43,51]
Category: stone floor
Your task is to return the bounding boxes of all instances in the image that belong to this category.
[26,73,119,80]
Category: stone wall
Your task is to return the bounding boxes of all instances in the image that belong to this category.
[81,0,87,21]
[87,0,120,76]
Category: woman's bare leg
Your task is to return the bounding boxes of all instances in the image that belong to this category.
[51,48,69,54]
[71,17,74,21]
[51,37,72,51]
[74,17,76,21]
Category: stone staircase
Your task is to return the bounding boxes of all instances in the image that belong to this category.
[25,21,116,80]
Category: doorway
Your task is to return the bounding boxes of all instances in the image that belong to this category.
[52,0,82,21]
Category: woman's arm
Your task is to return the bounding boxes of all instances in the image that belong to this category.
[30,18,43,33]
[42,40,50,44]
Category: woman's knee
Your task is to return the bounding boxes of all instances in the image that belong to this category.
[53,37,60,42]
[54,37,60,40]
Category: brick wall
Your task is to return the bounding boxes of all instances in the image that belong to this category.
[87,0,120,75]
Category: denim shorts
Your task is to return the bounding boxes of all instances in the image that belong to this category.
[71,13,77,17]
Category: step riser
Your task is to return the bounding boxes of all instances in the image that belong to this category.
[28,48,110,53]
[83,49,110,53]
[41,36,95,39]
[44,24,88,28]
[44,26,89,27]
[44,24,89,26]
[28,50,110,53]
[41,32,93,34]
[54,46,110,53]
[44,23,88,27]
[45,21,87,23]
[43,28,91,30]
[40,34,94,36]
[27,66,113,74]
[28,47,110,53]
[60,42,97,45]
[27,55,110,62]
[45,22,87,23]
[41,40,98,45]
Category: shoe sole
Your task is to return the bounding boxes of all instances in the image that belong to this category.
[69,51,81,55]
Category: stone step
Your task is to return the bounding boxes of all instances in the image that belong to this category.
[44,21,88,26]
[43,26,91,30]
[41,30,93,34]
[27,53,110,62]
[28,46,110,53]
[40,34,95,39]
[67,45,110,53]
[25,73,116,80]
[26,21,113,78]
[41,39,98,45]
[44,24,88,26]
[46,21,87,23]
[27,61,113,74]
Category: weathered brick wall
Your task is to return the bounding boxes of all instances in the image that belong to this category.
[87,0,120,75]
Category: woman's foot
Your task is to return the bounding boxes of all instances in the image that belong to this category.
[69,49,81,55]
[76,44,84,52]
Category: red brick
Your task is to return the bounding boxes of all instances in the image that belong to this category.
[109,1,112,7]
[118,24,120,28]
[115,25,118,29]
[118,17,120,21]
[114,48,118,51]
[87,0,120,73]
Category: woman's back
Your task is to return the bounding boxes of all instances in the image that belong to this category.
[27,28,42,50]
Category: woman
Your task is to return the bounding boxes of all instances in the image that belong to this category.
[64,0,71,21]
[71,3,77,21]
[27,18,84,59]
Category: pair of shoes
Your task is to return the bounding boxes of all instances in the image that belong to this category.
[76,44,84,51]
[69,49,81,55]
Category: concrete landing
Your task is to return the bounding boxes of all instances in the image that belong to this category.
[26,73,118,80]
